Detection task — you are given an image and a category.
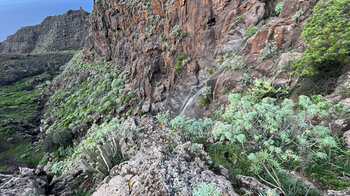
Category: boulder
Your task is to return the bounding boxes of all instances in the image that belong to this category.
[242,0,268,26]
[93,142,238,196]
[343,131,350,149]
[0,167,50,196]
[48,169,84,196]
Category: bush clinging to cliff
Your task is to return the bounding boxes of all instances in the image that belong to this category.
[295,0,350,75]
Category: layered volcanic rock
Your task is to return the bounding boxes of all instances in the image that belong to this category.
[82,0,319,116]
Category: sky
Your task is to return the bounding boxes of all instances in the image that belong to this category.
[0,0,93,41]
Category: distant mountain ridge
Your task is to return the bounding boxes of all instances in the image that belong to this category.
[0,9,90,54]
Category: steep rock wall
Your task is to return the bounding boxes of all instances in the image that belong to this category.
[83,0,272,114]
[83,0,320,116]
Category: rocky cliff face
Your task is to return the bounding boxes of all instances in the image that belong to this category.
[82,0,318,117]
[0,9,90,54]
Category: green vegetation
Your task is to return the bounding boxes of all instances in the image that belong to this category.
[192,182,221,196]
[294,0,350,75]
[46,117,126,178]
[248,78,290,101]
[175,52,191,73]
[75,188,95,196]
[171,25,187,39]
[169,115,214,142]
[245,25,259,37]
[201,86,212,97]
[260,172,320,196]
[199,96,210,107]
[0,75,42,132]
[157,77,349,194]
[207,144,253,183]
[295,60,342,96]
[156,110,172,126]
[0,72,56,172]
[306,136,350,190]
[199,86,212,107]
[38,53,140,182]
[0,71,58,131]
[211,91,349,193]
[239,73,252,88]
[208,143,321,195]
[222,54,246,71]
[73,118,124,176]
[259,41,279,61]
[7,1,347,194]
[275,2,284,16]
[0,132,44,172]
[292,10,304,21]
[43,53,136,152]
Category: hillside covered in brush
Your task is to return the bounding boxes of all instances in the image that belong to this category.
[0,9,90,175]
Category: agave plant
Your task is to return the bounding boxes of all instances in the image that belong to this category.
[81,136,123,176]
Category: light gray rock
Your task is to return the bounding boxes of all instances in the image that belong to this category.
[0,167,49,196]
[343,131,350,149]
[326,187,350,196]
[93,142,238,196]
[276,52,302,71]
[48,169,84,196]
[243,0,268,26]
[0,173,13,184]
